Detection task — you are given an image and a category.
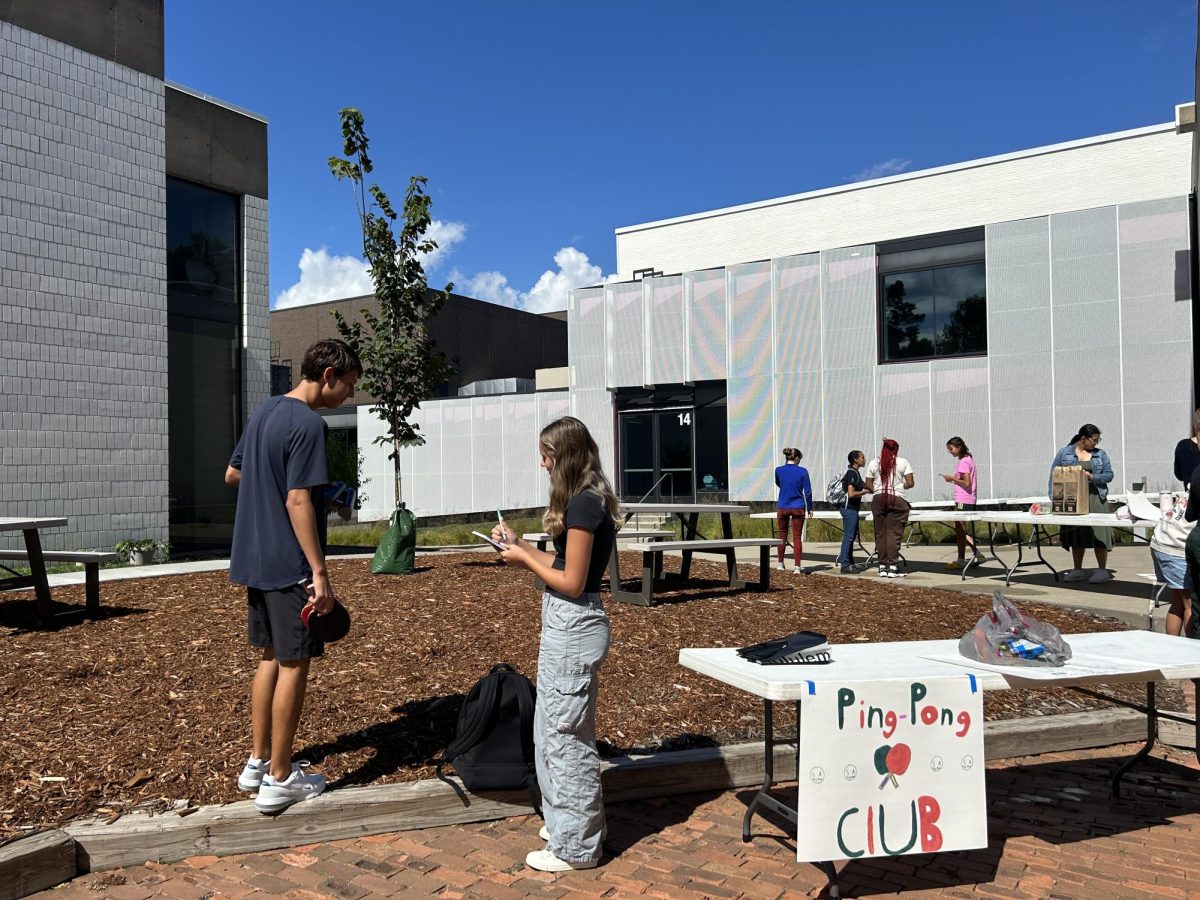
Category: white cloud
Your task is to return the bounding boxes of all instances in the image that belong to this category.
[274,247,373,309]
[420,220,467,271]
[451,246,607,313]
[274,219,467,309]
[849,157,913,183]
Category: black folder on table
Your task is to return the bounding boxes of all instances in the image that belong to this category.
[736,631,832,665]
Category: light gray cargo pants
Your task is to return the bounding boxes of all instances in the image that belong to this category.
[535,589,611,863]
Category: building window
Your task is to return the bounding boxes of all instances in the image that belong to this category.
[166,177,241,553]
[878,229,986,363]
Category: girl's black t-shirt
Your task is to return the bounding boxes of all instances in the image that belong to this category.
[841,468,865,510]
[551,490,617,594]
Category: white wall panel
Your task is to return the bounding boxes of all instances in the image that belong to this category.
[409,404,443,518]
[645,275,685,385]
[686,268,728,381]
[571,389,615,479]
[606,282,645,387]
[930,358,991,502]
[821,248,876,368]
[1119,197,1192,490]
[774,371,824,496]
[987,217,1054,499]
[773,253,822,374]
[440,400,474,514]
[727,376,776,501]
[471,399,504,514]
[357,406,396,522]
[875,363,933,502]
[569,287,605,391]
[502,395,540,510]
[728,262,774,378]
[539,391,571,427]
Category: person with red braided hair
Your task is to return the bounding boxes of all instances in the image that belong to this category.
[863,438,915,578]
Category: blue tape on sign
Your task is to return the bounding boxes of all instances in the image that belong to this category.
[806,681,816,695]
[968,674,978,693]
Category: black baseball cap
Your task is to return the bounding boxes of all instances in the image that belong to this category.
[301,600,351,643]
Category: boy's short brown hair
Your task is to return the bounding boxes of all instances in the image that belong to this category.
[300,339,363,381]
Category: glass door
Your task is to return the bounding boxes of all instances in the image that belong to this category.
[618,408,695,502]
[619,413,654,502]
[656,409,693,502]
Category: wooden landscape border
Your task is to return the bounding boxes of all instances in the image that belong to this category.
[1,706,1175,898]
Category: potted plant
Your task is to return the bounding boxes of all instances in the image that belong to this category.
[114,538,169,566]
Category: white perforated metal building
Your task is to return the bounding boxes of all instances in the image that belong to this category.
[568,119,1195,506]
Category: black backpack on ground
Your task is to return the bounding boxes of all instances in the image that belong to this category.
[435,663,538,800]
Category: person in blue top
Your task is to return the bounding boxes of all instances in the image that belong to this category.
[1048,423,1115,584]
[775,447,813,573]
[225,339,361,814]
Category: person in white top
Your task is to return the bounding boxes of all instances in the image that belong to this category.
[1150,492,1194,637]
[863,438,915,578]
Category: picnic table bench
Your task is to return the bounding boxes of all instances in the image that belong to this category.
[615,537,777,606]
[522,529,675,593]
[0,549,117,618]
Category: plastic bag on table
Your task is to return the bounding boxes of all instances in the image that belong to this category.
[958,590,1072,667]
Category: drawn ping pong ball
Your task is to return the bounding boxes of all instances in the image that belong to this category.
[960,754,975,771]
[930,755,944,772]
[809,767,825,784]
[843,764,857,781]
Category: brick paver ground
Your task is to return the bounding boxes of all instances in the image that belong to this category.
[36,743,1200,899]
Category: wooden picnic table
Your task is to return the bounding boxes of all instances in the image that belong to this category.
[0,516,67,625]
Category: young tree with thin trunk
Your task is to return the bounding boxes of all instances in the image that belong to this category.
[327,108,455,510]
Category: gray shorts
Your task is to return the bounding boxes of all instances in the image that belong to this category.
[247,584,324,662]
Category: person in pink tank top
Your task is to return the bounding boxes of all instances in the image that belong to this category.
[941,436,979,570]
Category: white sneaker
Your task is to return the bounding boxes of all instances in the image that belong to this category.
[890,566,907,578]
[525,848,597,872]
[1087,569,1113,584]
[1061,569,1088,582]
[254,762,326,814]
[237,756,270,792]
[775,562,787,571]
[878,565,891,577]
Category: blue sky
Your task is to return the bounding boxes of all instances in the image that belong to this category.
[164,1,1197,312]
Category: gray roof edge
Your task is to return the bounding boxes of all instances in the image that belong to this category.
[166,80,269,124]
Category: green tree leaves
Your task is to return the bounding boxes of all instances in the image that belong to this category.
[328,107,456,509]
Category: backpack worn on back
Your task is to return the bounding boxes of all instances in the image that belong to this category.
[825,472,848,506]
[435,663,537,796]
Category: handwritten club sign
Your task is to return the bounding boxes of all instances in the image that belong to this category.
[796,676,986,862]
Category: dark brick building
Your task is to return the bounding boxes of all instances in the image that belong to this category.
[269,292,567,402]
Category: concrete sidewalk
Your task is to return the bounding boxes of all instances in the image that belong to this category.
[37,742,1200,899]
[744,540,1171,631]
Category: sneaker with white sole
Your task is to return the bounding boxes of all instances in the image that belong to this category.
[890,565,907,578]
[877,565,891,577]
[525,848,598,872]
[254,762,325,814]
[1087,569,1113,584]
[237,755,270,792]
[1061,568,1088,582]
[775,561,787,571]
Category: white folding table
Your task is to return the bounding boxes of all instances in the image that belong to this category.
[680,631,1200,898]
[978,511,1153,585]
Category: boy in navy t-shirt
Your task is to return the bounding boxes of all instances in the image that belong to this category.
[225,339,361,813]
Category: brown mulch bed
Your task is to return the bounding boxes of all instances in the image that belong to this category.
[0,552,1164,838]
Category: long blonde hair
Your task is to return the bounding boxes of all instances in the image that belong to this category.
[540,416,621,537]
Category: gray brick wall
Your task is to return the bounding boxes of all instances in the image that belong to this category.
[0,20,167,551]
[242,195,270,416]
